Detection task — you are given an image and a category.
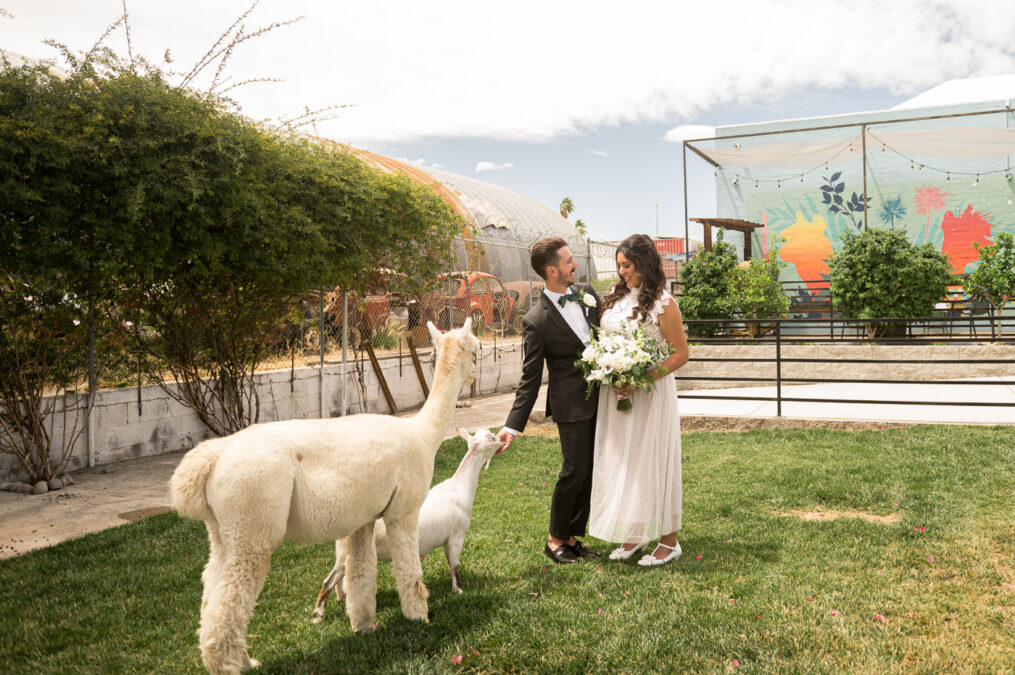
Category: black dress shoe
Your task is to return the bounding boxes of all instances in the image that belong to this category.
[568,539,601,558]
[544,542,578,564]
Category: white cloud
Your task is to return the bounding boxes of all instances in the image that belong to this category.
[5,1,1015,144]
[590,150,610,157]
[400,157,442,169]
[663,125,715,144]
[475,161,514,173]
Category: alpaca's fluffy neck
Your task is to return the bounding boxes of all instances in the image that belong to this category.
[414,345,465,450]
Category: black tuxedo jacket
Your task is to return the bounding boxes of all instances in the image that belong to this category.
[505,283,600,432]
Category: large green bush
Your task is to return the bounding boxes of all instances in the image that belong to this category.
[680,230,789,337]
[679,231,740,337]
[828,228,951,337]
[0,56,462,471]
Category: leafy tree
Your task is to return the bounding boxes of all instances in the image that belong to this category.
[574,218,587,238]
[964,231,1015,336]
[559,197,574,219]
[678,229,740,337]
[828,228,951,337]
[732,240,790,336]
[0,55,461,470]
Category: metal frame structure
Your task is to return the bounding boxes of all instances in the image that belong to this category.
[680,104,1015,256]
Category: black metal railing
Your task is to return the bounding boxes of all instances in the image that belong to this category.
[679,316,1015,417]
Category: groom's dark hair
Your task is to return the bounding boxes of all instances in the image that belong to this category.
[530,237,568,280]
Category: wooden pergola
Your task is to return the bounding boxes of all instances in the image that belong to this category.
[689,218,765,259]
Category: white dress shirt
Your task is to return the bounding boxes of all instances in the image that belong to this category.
[542,286,592,346]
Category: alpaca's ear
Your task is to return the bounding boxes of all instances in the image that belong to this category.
[427,321,442,347]
[462,316,473,333]
[457,427,471,443]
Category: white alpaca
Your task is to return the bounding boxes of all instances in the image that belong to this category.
[169,320,478,675]
[311,427,505,622]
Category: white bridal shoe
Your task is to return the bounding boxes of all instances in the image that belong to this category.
[608,541,648,560]
[638,541,681,567]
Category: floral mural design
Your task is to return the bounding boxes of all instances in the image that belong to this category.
[820,172,870,230]
[914,186,948,242]
[940,204,994,273]
[778,212,834,296]
[878,196,907,229]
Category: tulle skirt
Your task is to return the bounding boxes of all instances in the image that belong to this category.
[588,375,682,543]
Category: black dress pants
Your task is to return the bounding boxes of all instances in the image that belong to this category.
[548,418,596,540]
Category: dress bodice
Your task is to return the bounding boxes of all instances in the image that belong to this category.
[600,289,676,343]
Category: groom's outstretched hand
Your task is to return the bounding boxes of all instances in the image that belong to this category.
[496,429,516,454]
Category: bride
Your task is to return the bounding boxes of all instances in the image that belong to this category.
[588,233,689,566]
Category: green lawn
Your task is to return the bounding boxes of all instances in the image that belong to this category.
[2,425,1014,673]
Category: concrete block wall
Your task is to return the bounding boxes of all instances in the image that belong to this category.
[0,341,532,483]
[679,343,1015,390]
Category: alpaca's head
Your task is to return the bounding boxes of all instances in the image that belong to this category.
[427,318,480,385]
[457,427,505,470]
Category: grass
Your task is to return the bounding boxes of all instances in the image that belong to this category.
[2,424,1014,673]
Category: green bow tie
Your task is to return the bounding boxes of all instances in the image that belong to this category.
[557,289,584,308]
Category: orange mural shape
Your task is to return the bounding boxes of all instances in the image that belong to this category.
[779,213,833,296]
[940,204,994,273]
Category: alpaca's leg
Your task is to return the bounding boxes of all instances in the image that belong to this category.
[443,534,466,594]
[343,522,378,634]
[312,538,348,623]
[202,520,224,616]
[199,544,274,675]
[385,513,429,621]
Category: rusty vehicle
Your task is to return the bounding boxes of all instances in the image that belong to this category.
[421,271,517,334]
[501,280,545,332]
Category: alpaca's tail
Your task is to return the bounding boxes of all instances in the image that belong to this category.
[169,439,225,521]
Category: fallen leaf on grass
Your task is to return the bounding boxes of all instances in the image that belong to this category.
[830,610,840,616]
[914,526,926,531]
[875,614,887,623]
[451,655,462,665]
[695,555,703,560]
[928,556,935,562]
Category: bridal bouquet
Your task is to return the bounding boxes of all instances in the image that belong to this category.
[575,326,672,411]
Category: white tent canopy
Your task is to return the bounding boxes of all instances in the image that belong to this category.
[695,126,1015,168]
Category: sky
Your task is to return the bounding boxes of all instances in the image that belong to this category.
[4,0,1015,242]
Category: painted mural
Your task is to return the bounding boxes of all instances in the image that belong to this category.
[748,173,1015,291]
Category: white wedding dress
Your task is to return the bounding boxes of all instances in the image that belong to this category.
[588,289,682,543]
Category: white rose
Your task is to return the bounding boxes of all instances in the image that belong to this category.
[582,292,596,308]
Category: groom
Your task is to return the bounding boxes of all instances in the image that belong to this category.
[497,237,601,564]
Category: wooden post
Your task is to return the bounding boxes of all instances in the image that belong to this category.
[406,337,430,398]
[363,342,397,413]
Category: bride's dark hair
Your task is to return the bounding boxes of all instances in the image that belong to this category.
[599,233,666,323]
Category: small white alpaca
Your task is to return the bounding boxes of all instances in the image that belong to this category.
[312,427,505,622]
[169,320,478,675]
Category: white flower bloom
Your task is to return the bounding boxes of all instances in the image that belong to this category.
[73,319,80,326]
[582,292,596,308]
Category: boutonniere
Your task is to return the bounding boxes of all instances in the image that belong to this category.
[558,287,597,309]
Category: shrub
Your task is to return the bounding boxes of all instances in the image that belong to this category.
[964,231,1015,336]
[679,230,740,337]
[828,228,951,337]
[733,241,790,336]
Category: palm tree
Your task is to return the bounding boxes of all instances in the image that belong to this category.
[574,218,587,237]
[559,197,574,219]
